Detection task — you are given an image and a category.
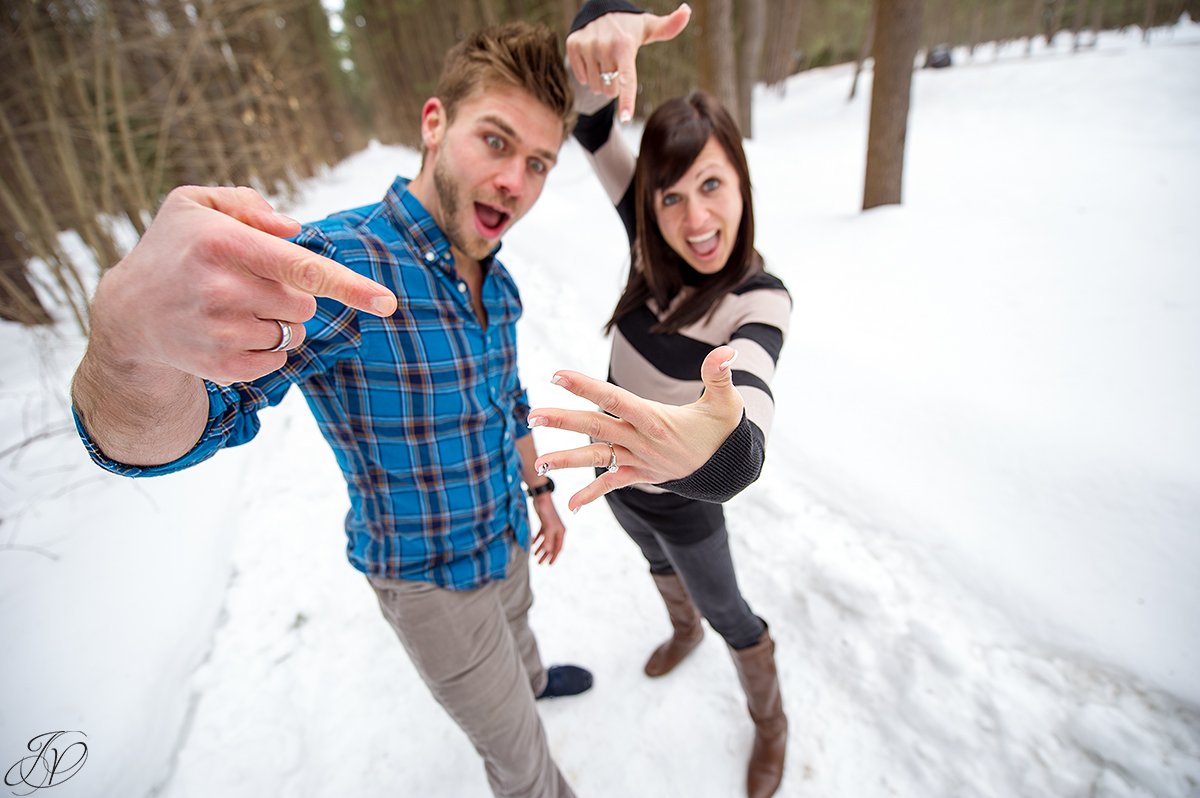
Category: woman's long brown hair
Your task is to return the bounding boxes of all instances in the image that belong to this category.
[605,91,759,335]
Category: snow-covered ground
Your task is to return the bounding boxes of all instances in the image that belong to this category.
[2,22,1199,798]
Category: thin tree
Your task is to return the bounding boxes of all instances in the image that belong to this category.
[709,0,738,120]
[1045,0,1066,44]
[849,0,878,101]
[761,0,804,89]
[1088,0,1104,46]
[1025,0,1043,55]
[862,0,923,210]
[737,0,766,137]
[0,234,52,325]
[1073,0,1090,50]
[968,0,986,59]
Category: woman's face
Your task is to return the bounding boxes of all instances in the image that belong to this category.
[653,136,744,275]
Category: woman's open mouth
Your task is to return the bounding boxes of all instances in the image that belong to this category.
[686,229,720,258]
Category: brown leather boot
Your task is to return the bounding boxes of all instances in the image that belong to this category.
[731,629,788,798]
[643,572,704,677]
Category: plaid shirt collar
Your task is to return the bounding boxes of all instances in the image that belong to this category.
[382,176,502,273]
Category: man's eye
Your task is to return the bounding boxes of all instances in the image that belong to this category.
[485,134,504,150]
[529,159,546,175]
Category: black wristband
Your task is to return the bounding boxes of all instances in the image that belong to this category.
[527,477,555,497]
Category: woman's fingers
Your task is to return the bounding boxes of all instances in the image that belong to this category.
[565,467,642,512]
[528,347,746,503]
[528,406,633,448]
[533,441,633,476]
[567,43,589,88]
[532,441,643,512]
[542,371,660,432]
[613,42,638,121]
[574,38,609,96]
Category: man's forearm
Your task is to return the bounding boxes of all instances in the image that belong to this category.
[515,432,551,490]
[71,341,209,468]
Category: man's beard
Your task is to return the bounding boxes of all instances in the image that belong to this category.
[433,155,490,261]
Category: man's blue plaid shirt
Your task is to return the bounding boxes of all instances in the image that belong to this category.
[76,177,535,589]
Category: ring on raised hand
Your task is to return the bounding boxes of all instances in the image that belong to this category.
[268,319,293,353]
[606,442,619,473]
[599,70,620,87]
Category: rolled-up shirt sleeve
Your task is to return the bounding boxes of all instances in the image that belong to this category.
[511,384,532,440]
[73,377,280,477]
[74,225,361,478]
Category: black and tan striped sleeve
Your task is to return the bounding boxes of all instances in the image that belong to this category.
[656,273,792,503]
[569,0,642,243]
[571,94,637,244]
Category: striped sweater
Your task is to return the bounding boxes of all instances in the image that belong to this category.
[572,73,792,504]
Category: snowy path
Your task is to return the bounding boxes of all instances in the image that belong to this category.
[149,392,1199,798]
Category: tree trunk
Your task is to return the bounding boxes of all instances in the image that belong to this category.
[1089,0,1104,46]
[761,0,803,88]
[694,0,714,95]
[850,0,878,101]
[995,0,1011,56]
[708,0,738,121]
[969,0,986,59]
[560,0,577,36]
[1045,0,1065,45]
[1025,0,1042,55]
[862,0,923,210]
[1073,0,1090,50]
[737,0,766,137]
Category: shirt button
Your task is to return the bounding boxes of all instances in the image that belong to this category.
[507,475,514,484]
[424,251,436,262]
[458,282,468,293]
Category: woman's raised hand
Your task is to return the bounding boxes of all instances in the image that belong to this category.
[529,346,744,511]
[566,3,692,123]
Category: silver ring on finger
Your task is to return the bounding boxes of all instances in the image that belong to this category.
[605,442,619,473]
[599,70,620,87]
[268,319,293,353]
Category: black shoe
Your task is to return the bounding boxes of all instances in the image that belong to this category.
[536,665,593,700]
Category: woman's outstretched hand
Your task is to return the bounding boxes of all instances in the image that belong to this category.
[529,346,744,512]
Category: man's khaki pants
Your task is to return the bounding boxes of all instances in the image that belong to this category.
[368,543,575,798]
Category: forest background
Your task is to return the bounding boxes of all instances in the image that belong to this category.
[1,0,1195,331]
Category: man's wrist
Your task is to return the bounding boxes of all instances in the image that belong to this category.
[526,476,555,497]
[71,333,209,466]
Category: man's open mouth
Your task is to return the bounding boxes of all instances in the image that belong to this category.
[474,203,511,238]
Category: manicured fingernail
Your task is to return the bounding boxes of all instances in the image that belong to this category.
[720,350,739,371]
[571,505,581,515]
[536,463,550,476]
[274,212,300,226]
[371,295,396,315]
[619,109,632,123]
[551,375,568,387]
[528,416,547,428]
